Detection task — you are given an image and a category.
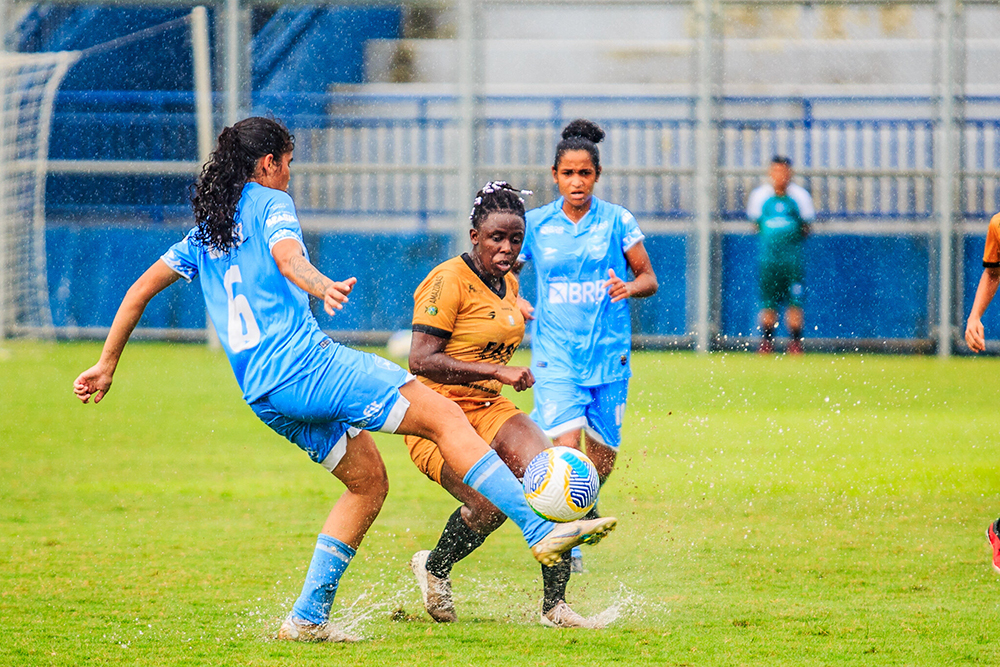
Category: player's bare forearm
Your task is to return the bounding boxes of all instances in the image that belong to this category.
[413,352,505,385]
[271,238,355,314]
[76,260,179,403]
[623,241,658,299]
[969,268,1000,322]
[409,332,532,390]
[285,252,334,298]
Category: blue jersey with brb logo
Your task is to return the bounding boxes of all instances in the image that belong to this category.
[161,182,330,403]
[520,196,645,386]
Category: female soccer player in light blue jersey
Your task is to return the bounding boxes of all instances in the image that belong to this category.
[73,117,616,642]
[518,119,657,568]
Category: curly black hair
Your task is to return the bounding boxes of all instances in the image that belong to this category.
[189,117,295,254]
[469,181,528,230]
[553,118,605,172]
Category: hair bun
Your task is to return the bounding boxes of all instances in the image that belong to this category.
[561,119,605,144]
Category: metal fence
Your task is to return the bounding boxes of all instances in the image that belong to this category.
[45,91,1000,227]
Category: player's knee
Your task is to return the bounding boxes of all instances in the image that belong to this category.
[426,396,472,442]
[340,456,389,503]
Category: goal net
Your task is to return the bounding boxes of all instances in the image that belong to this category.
[0,50,78,337]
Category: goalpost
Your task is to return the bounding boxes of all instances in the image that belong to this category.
[0,50,78,338]
[0,7,213,339]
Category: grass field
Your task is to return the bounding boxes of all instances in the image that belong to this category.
[2,340,999,666]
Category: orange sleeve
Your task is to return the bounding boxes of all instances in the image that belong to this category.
[984,213,1000,268]
[412,265,462,337]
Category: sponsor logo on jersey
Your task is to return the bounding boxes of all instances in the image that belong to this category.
[428,275,444,304]
[548,280,607,305]
[265,211,298,227]
[508,315,515,325]
[487,310,496,319]
[539,224,564,236]
[425,305,439,316]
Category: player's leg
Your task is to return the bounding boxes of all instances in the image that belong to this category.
[786,305,804,354]
[495,414,599,627]
[406,433,502,623]
[758,264,781,353]
[250,391,384,642]
[786,268,806,354]
[284,430,387,641]
[758,307,778,353]
[532,378,595,572]
[396,379,616,562]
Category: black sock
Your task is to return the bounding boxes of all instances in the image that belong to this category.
[541,555,572,614]
[425,507,487,579]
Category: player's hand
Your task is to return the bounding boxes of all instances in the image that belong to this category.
[324,276,357,315]
[74,365,113,404]
[604,268,631,303]
[494,366,535,392]
[517,296,535,321]
[966,317,986,353]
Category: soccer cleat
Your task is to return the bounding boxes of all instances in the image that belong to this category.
[570,546,585,573]
[277,615,360,643]
[788,339,804,355]
[409,550,457,623]
[988,519,1000,574]
[531,517,617,566]
[758,339,774,355]
[540,601,606,629]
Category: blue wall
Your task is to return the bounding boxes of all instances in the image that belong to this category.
[48,227,987,346]
[720,234,932,339]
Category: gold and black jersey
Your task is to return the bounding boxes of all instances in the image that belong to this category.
[411,254,525,403]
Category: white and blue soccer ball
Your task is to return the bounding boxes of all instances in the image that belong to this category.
[522,446,600,522]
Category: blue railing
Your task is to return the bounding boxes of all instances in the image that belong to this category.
[43,92,1000,223]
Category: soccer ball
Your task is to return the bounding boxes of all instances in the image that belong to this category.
[386,329,412,359]
[522,447,600,522]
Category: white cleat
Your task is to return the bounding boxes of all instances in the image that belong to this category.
[540,601,606,629]
[277,615,360,643]
[409,550,457,623]
[531,517,617,566]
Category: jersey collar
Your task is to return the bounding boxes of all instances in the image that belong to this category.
[556,196,598,234]
[461,253,507,299]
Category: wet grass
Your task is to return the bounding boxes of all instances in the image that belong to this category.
[1,341,998,665]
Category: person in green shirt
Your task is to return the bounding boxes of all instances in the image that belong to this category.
[745,156,815,354]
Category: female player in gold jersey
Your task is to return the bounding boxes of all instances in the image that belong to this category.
[405,181,606,629]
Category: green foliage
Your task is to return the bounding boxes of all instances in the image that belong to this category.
[1,342,997,665]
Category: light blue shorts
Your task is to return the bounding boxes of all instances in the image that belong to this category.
[530,377,629,450]
[249,342,413,471]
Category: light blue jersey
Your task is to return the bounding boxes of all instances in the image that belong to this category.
[520,196,645,386]
[161,182,330,403]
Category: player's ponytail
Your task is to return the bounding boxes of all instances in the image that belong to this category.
[469,181,531,229]
[553,118,604,173]
[190,117,295,254]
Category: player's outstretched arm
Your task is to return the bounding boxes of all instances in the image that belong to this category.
[965,267,1000,353]
[605,241,658,303]
[271,238,355,316]
[74,260,180,404]
[409,331,534,391]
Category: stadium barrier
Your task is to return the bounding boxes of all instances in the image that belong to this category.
[33,93,1000,349]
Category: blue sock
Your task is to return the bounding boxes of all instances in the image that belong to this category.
[463,450,553,546]
[291,534,356,625]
